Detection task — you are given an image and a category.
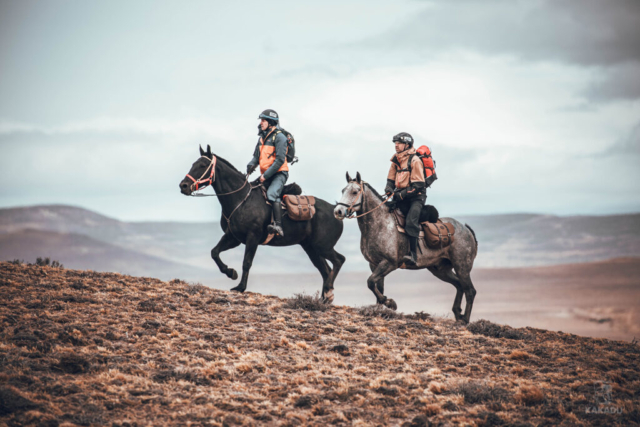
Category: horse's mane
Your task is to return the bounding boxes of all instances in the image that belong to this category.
[214,155,242,175]
[363,182,385,201]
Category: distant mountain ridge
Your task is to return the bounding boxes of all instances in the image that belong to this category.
[1,204,639,277]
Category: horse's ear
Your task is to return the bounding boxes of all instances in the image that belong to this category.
[346,172,352,183]
[199,145,205,156]
[206,145,212,157]
[356,172,362,183]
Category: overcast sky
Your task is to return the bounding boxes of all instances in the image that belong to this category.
[1,0,639,221]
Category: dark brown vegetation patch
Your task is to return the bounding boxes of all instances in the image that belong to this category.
[283,292,331,312]
[467,319,532,340]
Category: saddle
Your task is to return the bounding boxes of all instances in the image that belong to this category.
[393,204,439,229]
[258,182,316,245]
[257,183,316,222]
[393,206,455,250]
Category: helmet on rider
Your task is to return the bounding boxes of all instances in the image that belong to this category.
[392,132,414,147]
[259,109,279,127]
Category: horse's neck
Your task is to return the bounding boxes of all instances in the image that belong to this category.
[356,185,393,232]
[213,161,250,214]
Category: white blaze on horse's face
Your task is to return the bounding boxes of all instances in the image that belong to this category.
[334,181,363,220]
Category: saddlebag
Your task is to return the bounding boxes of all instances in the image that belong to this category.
[283,195,316,221]
[422,220,455,249]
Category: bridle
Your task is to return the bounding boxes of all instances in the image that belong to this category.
[337,181,389,219]
[184,154,259,242]
[184,155,249,197]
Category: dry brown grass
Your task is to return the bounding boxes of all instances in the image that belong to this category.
[1,262,639,426]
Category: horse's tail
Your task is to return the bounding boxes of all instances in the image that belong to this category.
[465,223,478,249]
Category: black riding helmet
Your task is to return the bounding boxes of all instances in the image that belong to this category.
[393,132,414,146]
[258,109,279,127]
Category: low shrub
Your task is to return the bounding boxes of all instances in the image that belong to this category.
[283,292,330,312]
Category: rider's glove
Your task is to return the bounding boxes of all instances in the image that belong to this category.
[384,179,395,196]
[393,188,408,201]
[247,165,256,175]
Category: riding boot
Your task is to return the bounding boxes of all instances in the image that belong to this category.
[267,201,285,237]
[402,236,418,266]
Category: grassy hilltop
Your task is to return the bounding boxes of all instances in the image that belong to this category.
[0,262,639,426]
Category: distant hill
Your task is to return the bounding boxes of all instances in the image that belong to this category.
[455,213,640,267]
[0,228,212,281]
[1,205,639,277]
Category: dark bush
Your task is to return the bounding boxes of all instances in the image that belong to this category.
[358,304,400,319]
[467,319,531,341]
[186,283,209,295]
[284,292,330,312]
[31,257,64,268]
[455,381,510,404]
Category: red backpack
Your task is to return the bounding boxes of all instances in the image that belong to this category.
[410,145,438,188]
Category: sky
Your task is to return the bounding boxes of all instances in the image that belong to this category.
[1,0,639,222]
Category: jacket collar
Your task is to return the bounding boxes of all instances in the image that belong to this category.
[391,147,416,166]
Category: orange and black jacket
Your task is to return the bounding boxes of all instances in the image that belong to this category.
[248,127,289,180]
[386,147,425,199]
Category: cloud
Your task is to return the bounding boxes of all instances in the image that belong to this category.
[584,63,640,102]
[606,121,640,156]
[372,0,640,66]
[0,117,240,141]
[361,0,640,101]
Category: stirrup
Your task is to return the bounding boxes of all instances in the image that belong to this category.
[267,223,284,237]
[402,252,417,266]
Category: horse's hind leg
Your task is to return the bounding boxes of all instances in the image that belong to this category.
[301,244,333,302]
[427,264,464,322]
[211,232,241,280]
[458,272,477,324]
[368,260,397,310]
[319,248,345,303]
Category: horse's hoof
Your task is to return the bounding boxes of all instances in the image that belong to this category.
[385,299,398,311]
[230,285,245,293]
[322,290,334,304]
[227,269,238,280]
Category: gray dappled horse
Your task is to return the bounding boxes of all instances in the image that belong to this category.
[334,172,478,323]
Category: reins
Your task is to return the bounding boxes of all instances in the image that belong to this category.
[338,181,390,219]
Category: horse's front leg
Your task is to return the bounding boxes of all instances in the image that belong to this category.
[367,260,397,310]
[211,231,241,280]
[230,233,260,293]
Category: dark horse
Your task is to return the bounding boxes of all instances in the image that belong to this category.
[179,145,345,301]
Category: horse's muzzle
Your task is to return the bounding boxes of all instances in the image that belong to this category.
[334,205,346,220]
[179,180,192,195]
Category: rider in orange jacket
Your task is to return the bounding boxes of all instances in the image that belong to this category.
[385,132,426,266]
[247,109,289,237]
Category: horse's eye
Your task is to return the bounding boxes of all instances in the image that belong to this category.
[352,191,358,195]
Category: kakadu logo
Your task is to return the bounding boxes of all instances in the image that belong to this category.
[585,381,623,415]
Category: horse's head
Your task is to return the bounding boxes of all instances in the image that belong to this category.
[179,145,215,195]
[334,171,364,220]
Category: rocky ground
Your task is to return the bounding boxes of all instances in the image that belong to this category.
[1,261,639,426]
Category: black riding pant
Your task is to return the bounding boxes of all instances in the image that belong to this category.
[396,193,427,238]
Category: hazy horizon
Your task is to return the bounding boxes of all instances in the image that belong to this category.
[1,0,639,221]
[2,202,640,224]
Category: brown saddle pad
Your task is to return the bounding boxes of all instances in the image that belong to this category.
[283,195,316,221]
[422,220,455,249]
[393,209,407,229]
